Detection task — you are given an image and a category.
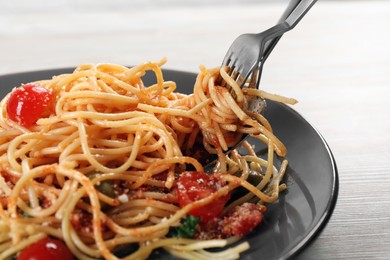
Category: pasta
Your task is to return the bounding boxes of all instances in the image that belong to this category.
[0,58,296,259]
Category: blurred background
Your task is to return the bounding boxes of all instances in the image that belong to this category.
[1,0,389,126]
[0,0,289,74]
[1,0,390,259]
[1,0,389,92]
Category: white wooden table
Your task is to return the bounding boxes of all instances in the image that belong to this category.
[1,0,390,259]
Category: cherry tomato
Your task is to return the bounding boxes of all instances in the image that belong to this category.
[177,171,230,222]
[18,237,74,260]
[6,83,53,126]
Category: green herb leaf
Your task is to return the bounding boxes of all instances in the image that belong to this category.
[172,215,200,238]
[21,210,31,218]
[88,172,116,198]
[96,181,116,198]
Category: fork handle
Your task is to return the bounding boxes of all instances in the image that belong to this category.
[262,0,317,62]
[278,0,302,24]
[283,0,317,28]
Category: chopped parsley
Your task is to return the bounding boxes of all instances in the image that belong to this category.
[88,172,116,198]
[172,215,201,238]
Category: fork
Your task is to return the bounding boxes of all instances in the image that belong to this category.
[205,0,317,170]
[220,0,317,92]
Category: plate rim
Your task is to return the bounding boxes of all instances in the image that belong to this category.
[280,104,339,259]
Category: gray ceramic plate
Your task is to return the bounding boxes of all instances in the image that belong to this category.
[0,68,338,260]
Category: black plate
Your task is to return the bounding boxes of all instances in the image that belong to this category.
[0,68,338,260]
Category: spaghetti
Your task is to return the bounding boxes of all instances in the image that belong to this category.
[0,58,296,259]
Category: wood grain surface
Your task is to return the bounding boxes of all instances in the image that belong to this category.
[1,0,389,259]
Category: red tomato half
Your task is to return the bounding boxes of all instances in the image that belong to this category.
[18,238,73,260]
[177,171,230,222]
[6,83,53,126]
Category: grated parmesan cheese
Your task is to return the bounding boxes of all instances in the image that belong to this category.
[118,194,128,203]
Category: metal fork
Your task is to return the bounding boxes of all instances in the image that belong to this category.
[205,0,317,170]
[220,0,317,92]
